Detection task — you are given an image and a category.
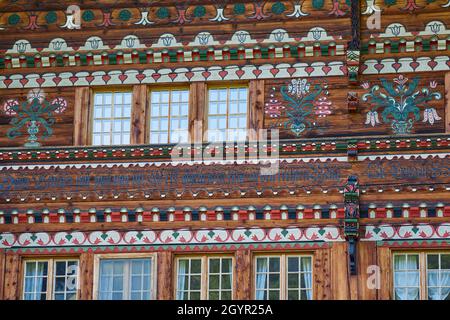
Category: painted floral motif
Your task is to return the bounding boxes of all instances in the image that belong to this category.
[362,76,442,134]
[2,95,68,147]
[269,79,331,136]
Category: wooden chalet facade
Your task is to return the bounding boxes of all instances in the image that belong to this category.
[0,0,449,300]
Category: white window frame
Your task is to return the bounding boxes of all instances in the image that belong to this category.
[22,258,80,300]
[253,253,314,300]
[148,87,190,144]
[206,85,249,142]
[91,91,132,146]
[392,251,450,300]
[175,255,234,300]
[93,253,157,300]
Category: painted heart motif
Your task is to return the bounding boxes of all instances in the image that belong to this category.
[185,71,194,80]
[270,68,279,77]
[3,79,12,87]
[218,70,228,79]
[53,76,62,85]
[252,69,262,77]
[118,74,128,83]
[446,60,450,68]
[72,46,79,51]
[304,66,314,75]
[20,78,29,86]
[151,73,161,81]
[409,61,419,70]
[339,65,348,75]
[202,71,211,79]
[322,66,331,75]
[359,64,368,73]
[69,76,78,84]
[168,72,177,81]
[374,63,384,72]
[136,73,146,82]
[102,75,111,83]
[287,67,296,76]
[235,69,245,78]
[36,47,43,52]
[427,60,437,70]
[392,62,401,71]
[219,40,227,45]
[86,75,95,83]
[36,77,45,86]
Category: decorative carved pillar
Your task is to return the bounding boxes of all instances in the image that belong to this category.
[344,176,360,275]
[346,0,361,87]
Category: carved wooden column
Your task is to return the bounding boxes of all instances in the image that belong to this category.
[344,176,360,275]
[234,249,252,300]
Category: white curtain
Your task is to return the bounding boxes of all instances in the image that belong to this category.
[255,258,268,300]
[394,256,420,300]
[176,260,187,300]
[35,262,46,300]
[99,261,114,300]
[301,258,312,300]
[428,270,450,300]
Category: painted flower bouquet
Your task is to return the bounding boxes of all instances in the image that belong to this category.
[362,75,441,135]
[3,95,67,147]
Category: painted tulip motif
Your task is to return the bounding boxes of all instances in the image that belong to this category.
[422,108,441,125]
[365,111,380,127]
[362,76,442,134]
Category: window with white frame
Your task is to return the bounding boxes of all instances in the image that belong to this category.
[149,89,189,144]
[23,259,79,300]
[97,257,155,300]
[92,91,132,146]
[255,255,313,300]
[176,256,233,300]
[393,252,450,300]
[207,86,248,142]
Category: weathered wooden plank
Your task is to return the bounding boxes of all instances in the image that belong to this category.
[248,80,265,141]
[157,251,173,300]
[314,247,331,300]
[330,242,349,300]
[73,87,91,146]
[357,241,378,300]
[234,249,251,300]
[79,251,94,300]
[0,250,5,300]
[131,85,148,145]
[3,251,20,300]
[445,72,450,133]
[377,246,392,300]
[189,82,206,143]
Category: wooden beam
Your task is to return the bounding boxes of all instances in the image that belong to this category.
[445,72,450,133]
[131,85,148,144]
[330,242,350,299]
[234,249,251,300]
[79,252,94,300]
[0,250,5,300]
[248,80,265,141]
[157,251,173,300]
[377,246,391,300]
[189,82,206,143]
[3,252,20,300]
[73,87,91,146]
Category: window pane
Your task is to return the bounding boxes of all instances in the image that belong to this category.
[191,259,201,273]
[209,259,220,274]
[92,92,132,146]
[442,255,450,270]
